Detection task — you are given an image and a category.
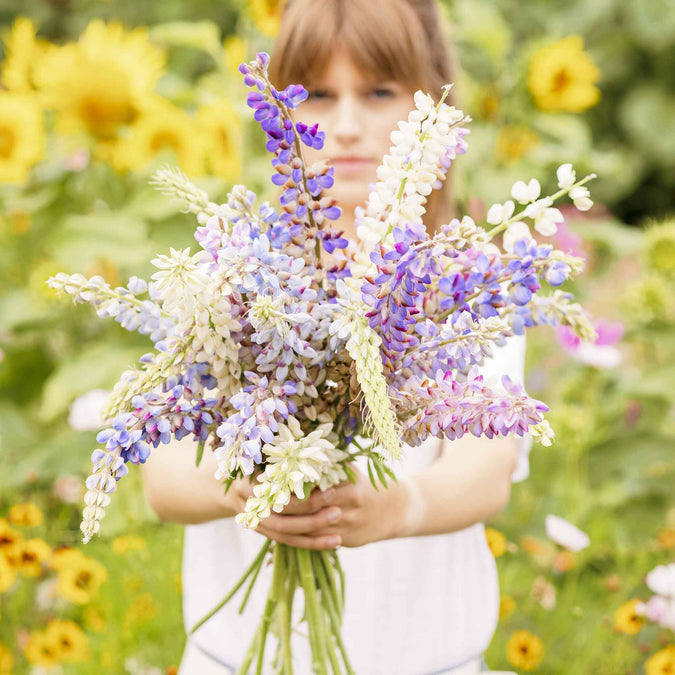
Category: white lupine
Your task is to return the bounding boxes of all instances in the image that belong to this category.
[534,207,565,236]
[486,200,515,225]
[569,185,593,211]
[236,416,348,529]
[356,86,467,248]
[503,221,533,253]
[511,178,541,204]
[150,248,209,312]
[556,163,576,189]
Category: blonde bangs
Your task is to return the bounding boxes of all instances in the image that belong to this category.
[270,0,434,94]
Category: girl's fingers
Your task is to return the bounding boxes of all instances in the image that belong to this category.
[263,506,342,535]
[256,525,342,551]
[282,488,336,515]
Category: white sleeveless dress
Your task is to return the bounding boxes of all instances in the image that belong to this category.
[180,335,531,674]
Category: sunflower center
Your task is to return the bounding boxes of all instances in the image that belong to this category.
[61,637,72,649]
[150,131,179,154]
[520,644,530,654]
[0,535,14,546]
[22,552,37,563]
[75,571,92,589]
[0,127,15,158]
[552,68,571,93]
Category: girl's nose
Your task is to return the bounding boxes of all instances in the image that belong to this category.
[333,95,363,146]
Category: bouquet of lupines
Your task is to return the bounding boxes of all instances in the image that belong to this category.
[48,52,597,674]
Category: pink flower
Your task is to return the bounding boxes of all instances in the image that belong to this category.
[550,216,588,261]
[555,318,624,369]
[545,514,590,552]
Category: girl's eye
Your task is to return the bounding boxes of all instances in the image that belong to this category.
[370,88,395,99]
[307,89,332,101]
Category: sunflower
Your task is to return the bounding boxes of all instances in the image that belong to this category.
[56,555,107,604]
[646,646,675,675]
[48,546,84,571]
[35,19,166,142]
[16,538,51,578]
[495,125,540,166]
[24,631,60,669]
[0,641,12,674]
[45,619,89,663]
[485,527,506,557]
[8,502,43,527]
[247,0,286,37]
[614,599,644,635]
[197,101,242,181]
[0,554,16,594]
[0,92,46,185]
[528,35,601,113]
[0,16,56,93]
[0,518,24,564]
[112,534,147,556]
[506,630,544,671]
[108,97,204,176]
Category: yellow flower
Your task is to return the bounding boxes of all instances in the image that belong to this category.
[124,593,159,628]
[24,630,60,668]
[0,16,56,92]
[0,92,46,185]
[8,502,43,527]
[36,19,166,142]
[197,101,243,181]
[485,528,506,558]
[645,645,675,675]
[223,35,247,79]
[528,35,601,112]
[0,518,24,564]
[506,630,545,671]
[657,528,675,550]
[108,97,204,176]
[0,641,12,674]
[643,219,675,278]
[495,125,540,166]
[614,599,644,635]
[48,546,84,570]
[16,538,51,578]
[45,619,89,663]
[247,0,286,37]
[112,534,147,556]
[499,595,516,620]
[56,555,107,604]
[83,606,107,633]
[0,555,16,594]
[552,550,575,573]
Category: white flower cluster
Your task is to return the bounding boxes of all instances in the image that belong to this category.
[637,563,675,631]
[355,88,467,248]
[485,164,595,253]
[236,415,348,529]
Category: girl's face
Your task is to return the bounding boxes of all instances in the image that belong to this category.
[298,46,415,237]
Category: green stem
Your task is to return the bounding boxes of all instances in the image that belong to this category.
[255,543,286,675]
[236,618,264,675]
[238,540,268,615]
[331,549,346,613]
[314,553,356,675]
[319,551,342,619]
[297,548,329,675]
[190,539,271,634]
[278,545,294,675]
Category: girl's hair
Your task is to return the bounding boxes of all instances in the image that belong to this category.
[268,0,459,234]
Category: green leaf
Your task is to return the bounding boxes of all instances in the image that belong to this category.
[38,343,145,423]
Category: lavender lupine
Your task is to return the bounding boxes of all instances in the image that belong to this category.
[47,50,600,674]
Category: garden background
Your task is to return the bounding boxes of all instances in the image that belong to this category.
[0,0,674,672]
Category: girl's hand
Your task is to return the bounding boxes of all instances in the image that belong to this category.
[239,466,410,551]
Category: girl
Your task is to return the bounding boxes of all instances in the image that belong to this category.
[141,1,529,673]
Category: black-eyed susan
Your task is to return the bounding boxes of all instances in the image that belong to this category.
[485,527,506,558]
[0,555,16,594]
[0,518,24,564]
[247,0,286,37]
[499,595,516,620]
[614,598,644,635]
[0,641,13,674]
[197,101,243,181]
[645,645,675,675]
[506,629,544,671]
[23,630,60,669]
[527,36,600,113]
[112,534,147,556]
[0,92,46,185]
[123,593,159,628]
[8,502,43,528]
[495,125,540,167]
[45,619,89,663]
[56,555,107,604]
[108,97,204,176]
[35,19,165,142]
[48,546,84,571]
[0,16,55,93]
[16,538,51,578]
